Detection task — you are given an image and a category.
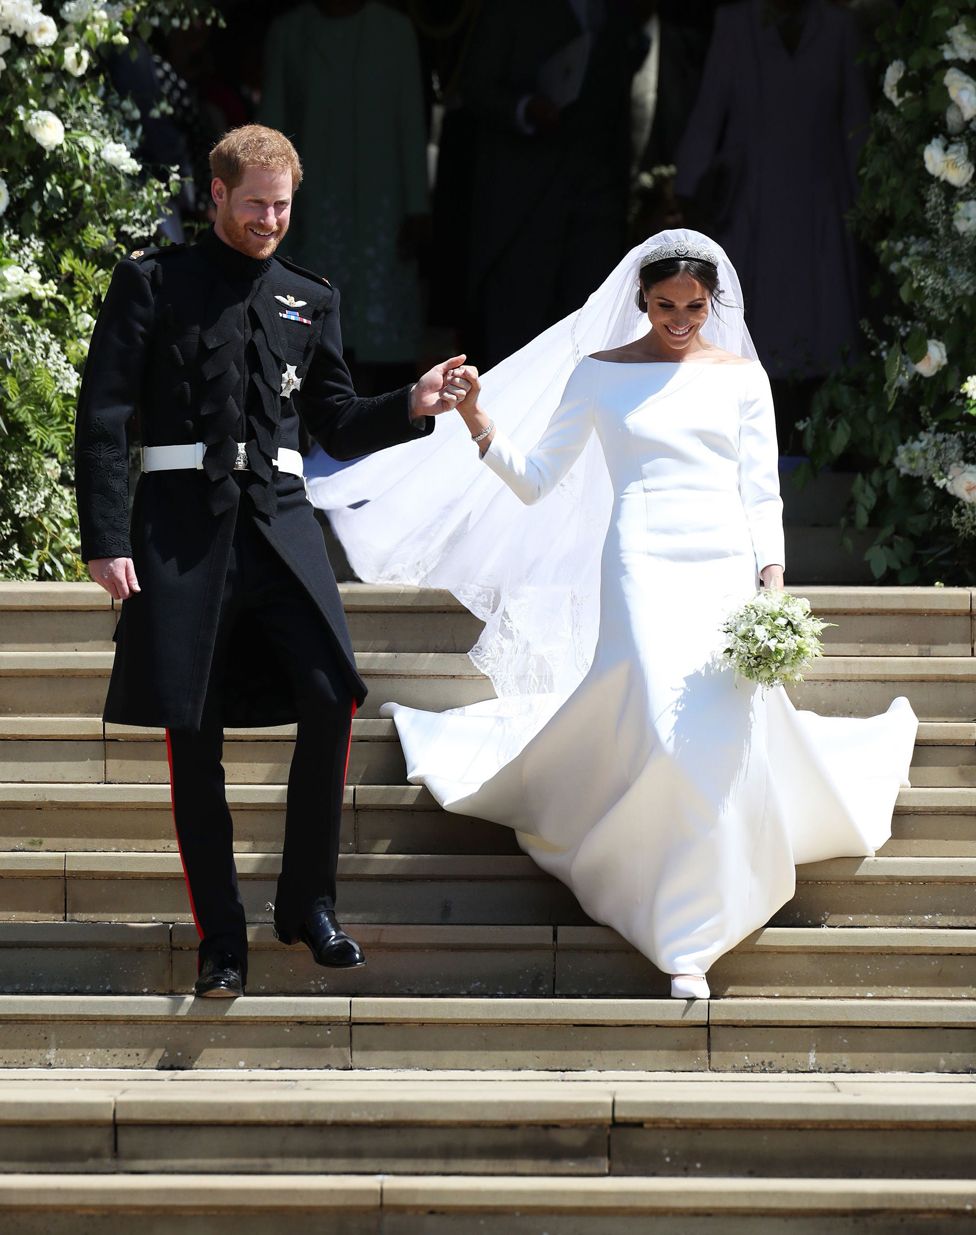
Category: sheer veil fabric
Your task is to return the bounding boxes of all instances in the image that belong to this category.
[308,230,756,701]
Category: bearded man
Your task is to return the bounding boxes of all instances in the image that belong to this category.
[75,125,466,997]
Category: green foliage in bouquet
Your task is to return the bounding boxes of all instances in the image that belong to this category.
[721,590,830,690]
[798,3,976,582]
[0,0,213,579]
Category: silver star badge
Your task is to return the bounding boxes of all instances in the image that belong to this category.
[280,364,302,399]
[275,294,308,308]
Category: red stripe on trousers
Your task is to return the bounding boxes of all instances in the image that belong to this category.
[165,728,204,940]
[343,701,358,787]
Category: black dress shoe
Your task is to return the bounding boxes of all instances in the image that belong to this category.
[194,951,245,998]
[273,902,366,969]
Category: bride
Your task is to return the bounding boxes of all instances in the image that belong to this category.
[309,229,918,1000]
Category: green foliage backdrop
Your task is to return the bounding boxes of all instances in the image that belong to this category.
[0,0,209,579]
[800,3,976,582]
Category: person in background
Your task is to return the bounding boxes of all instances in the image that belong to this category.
[461,0,639,368]
[675,0,871,451]
[260,0,431,394]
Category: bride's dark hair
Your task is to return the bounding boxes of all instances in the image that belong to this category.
[636,257,727,313]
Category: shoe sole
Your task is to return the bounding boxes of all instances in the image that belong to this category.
[194,985,244,998]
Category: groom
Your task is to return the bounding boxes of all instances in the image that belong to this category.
[75,125,466,997]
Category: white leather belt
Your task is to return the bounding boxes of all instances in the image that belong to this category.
[141,443,304,478]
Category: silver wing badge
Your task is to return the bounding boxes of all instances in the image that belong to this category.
[275,294,308,308]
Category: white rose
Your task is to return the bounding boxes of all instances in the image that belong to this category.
[914,339,948,378]
[0,34,10,53]
[883,59,906,106]
[100,140,140,174]
[947,102,966,135]
[0,177,8,216]
[0,55,5,76]
[946,463,976,503]
[945,67,976,121]
[26,14,58,45]
[0,0,36,37]
[62,40,87,74]
[924,136,947,179]
[59,0,93,21]
[943,141,976,188]
[943,22,976,63]
[77,310,94,333]
[25,109,65,151]
[955,200,976,235]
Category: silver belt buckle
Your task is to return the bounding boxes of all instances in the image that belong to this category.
[232,442,249,472]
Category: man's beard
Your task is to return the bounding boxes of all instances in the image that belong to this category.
[224,214,288,259]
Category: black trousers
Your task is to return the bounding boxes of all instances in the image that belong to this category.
[166,515,355,971]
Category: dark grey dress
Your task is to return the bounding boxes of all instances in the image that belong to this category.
[675,0,870,379]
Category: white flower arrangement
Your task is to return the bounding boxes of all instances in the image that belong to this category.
[954,200,976,235]
[0,0,203,580]
[913,338,948,377]
[945,67,976,122]
[61,40,86,74]
[943,21,976,63]
[924,136,975,189]
[883,60,907,106]
[721,591,829,690]
[100,139,140,174]
[895,378,976,537]
[24,108,64,150]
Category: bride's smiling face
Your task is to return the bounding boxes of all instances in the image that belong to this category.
[643,273,710,355]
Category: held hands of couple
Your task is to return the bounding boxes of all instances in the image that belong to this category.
[760,564,785,591]
[410,354,476,418]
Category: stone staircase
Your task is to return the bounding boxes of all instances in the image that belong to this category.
[0,580,974,1233]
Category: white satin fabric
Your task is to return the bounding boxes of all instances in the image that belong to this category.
[383,358,918,976]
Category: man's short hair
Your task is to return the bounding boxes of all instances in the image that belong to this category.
[209,125,304,192]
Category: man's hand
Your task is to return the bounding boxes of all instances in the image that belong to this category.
[410,354,473,418]
[88,557,140,601]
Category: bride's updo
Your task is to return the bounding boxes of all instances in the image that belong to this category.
[636,257,724,313]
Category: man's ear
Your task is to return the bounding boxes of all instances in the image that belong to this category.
[211,177,227,207]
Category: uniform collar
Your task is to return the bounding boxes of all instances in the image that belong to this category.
[202,228,275,282]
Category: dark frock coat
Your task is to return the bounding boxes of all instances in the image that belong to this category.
[74,232,433,731]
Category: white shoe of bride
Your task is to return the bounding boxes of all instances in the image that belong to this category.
[670,974,710,1000]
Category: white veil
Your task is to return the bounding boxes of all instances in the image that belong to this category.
[308,229,757,702]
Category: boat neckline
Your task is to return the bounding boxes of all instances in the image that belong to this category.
[584,355,758,367]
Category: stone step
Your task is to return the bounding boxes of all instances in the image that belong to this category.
[0,995,970,1074]
[0,782,970,857]
[4,582,973,656]
[1,717,973,790]
[2,851,975,928]
[5,651,976,719]
[0,583,484,655]
[0,921,972,1002]
[0,1071,973,1178]
[1,1174,974,1235]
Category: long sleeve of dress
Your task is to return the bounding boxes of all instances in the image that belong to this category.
[74,258,154,562]
[481,365,594,504]
[298,287,433,460]
[738,366,785,571]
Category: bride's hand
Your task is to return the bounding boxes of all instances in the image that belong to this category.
[454,365,481,415]
[760,564,785,591]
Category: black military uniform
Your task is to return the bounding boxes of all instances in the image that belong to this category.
[75,229,433,986]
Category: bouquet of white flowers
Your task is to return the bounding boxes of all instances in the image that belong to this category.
[721,590,830,689]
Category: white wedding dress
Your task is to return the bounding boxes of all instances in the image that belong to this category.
[381,357,918,976]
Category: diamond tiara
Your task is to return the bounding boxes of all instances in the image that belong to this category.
[639,242,719,270]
